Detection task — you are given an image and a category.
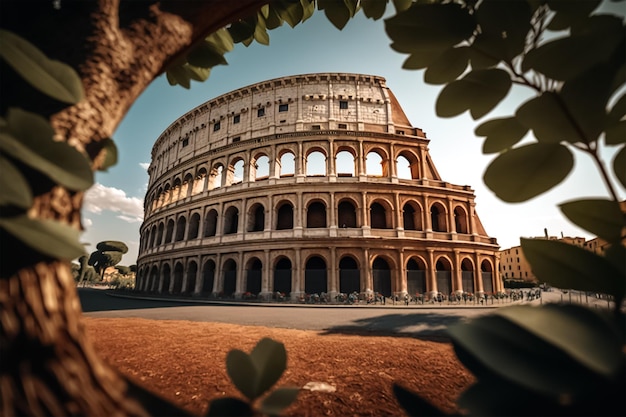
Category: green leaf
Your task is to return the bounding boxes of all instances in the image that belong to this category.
[97,137,117,172]
[361,0,387,20]
[469,33,504,69]
[520,238,625,299]
[392,0,412,13]
[483,143,573,202]
[249,338,287,398]
[522,15,624,81]
[0,155,32,209]
[1,109,93,191]
[475,0,532,59]
[165,66,190,89]
[0,215,86,260]
[253,17,270,46]
[228,17,257,43]
[423,46,469,85]
[516,93,580,143]
[385,3,476,54]
[400,50,444,70]
[260,387,299,416]
[318,0,356,30]
[449,312,599,397]
[606,94,626,145]
[475,116,528,154]
[546,0,602,30]
[185,65,211,83]
[496,304,625,378]
[436,69,511,119]
[96,240,128,253]
[613,145,626,188]
[0,29,84,104]
[226,349,257,400]
[187,41,228,68]
[206,397,253,417]
[559,199,625,243]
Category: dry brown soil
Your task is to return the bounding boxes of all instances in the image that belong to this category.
[84,317,473,416]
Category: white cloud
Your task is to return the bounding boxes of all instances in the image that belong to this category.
[83,217,93,228]
[84,183,144,222]
[139,162,150,170]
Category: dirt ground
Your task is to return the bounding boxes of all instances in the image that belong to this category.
[84,317,474,416]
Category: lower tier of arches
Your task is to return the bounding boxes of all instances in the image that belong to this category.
[136,246,501,300]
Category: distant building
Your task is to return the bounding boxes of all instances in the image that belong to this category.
[500,234,592,283]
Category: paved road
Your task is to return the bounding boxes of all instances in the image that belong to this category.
[79,288,498,339]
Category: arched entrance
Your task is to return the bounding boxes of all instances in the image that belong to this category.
[305,256,327,294]
[435,258,452,295]
[173,262,184,294]
[202,260,215,294]
[406,258,427,296]
[273,258,292,295]
[185,261,198,294]
[339,256,360,294]
[481,260,494,294]
[372,257,392,297]
[160,264,171,294]
[246,258,262,295]
[222,259,237,297]
[461,258,474,293]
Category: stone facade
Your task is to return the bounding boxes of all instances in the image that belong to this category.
[135,73,502,300]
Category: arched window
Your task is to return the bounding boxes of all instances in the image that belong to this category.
[365,151,384,176]
[165,219,175,243]
[431,203,447,232]
[156,222,164,245]
[209,165,223,190]
[245,258,262,295]
[339,257,360,294]
[280,152,295,177]
[336,150,355,177]
[254,155,270,181]
[185,261,198,294]
[370,202,389,229]
[406,258,427,295]
[188,213,200,239]
[160,264,171,293]
[396,155,412,179]
[231,159,244,185]
[454,206,468,234]
[372,257,392,297]
[204,209,218,237]
[172,262,184,294]
[403,202,422,231]
[202,260,216,295]
[248,203,265,232]
[435,258,452,295]
[222,259,237,297]
[337,200,357,228]
[306,151,326,176]
[175,216,186,241]
[307,201,327,228]
[276,202,293,230]
[481,260,494,294]
[223,206,239,234]
[461,258,474,293]
[274,258,292,295]
[149,225,157,248]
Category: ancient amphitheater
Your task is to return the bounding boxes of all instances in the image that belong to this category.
[135,73,501,301]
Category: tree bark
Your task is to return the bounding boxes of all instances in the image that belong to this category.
[1,1,267,415]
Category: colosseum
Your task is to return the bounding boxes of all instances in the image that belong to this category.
[135,72,501,302]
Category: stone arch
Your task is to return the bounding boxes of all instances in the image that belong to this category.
[223,205,239,234]
[209,163,223,190]
[481,259,494,294]
[306,149,326,176]
[202,259,216,294]
[156,221,165,246]
[252,153,270,181]
[396,149,420,179]
[461,258,475,293]
[402,200,423,231]
[182,172,194,198]
[273,257,292,295]
[245,257,263,295]
[370,199,393,229]
[192,167,207,195]
[163,183,172,205]
[435,256,453,295]
[336,149,356,177]
[160,263,171,294]
[247,202,265,232]
[454,205,469,234]
[149,224,158,248]
[306,200,327,228]
[278,150,295,177]
[172,262,184,294]
[165,218,175,243]
[204,208,218,237]
[172,177,183,203]
[275,200,294,230]
[185,260,198,294]
[337,199,358,228]
[175,215,186,241]
[406,256,427,296]
[222,259,237,297]
[339,256,360,294]
[188,212,200,239]
[228,157,245,185]
[430,201,448,232]
[149,265,159,292]
[372,256,392,297]
[305,255,327,294]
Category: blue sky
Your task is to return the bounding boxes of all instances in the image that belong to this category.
[81,6,623,266]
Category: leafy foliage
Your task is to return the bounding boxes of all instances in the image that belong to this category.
[88,240,128,279]
[208,338,298,417]
[382,0,625,415]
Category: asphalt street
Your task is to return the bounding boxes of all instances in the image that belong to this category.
[79,288,497,339]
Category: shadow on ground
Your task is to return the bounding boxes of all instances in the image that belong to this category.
[78,288,194,312]
[320,312,469,342]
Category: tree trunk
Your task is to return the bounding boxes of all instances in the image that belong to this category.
[1,1,266,415]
